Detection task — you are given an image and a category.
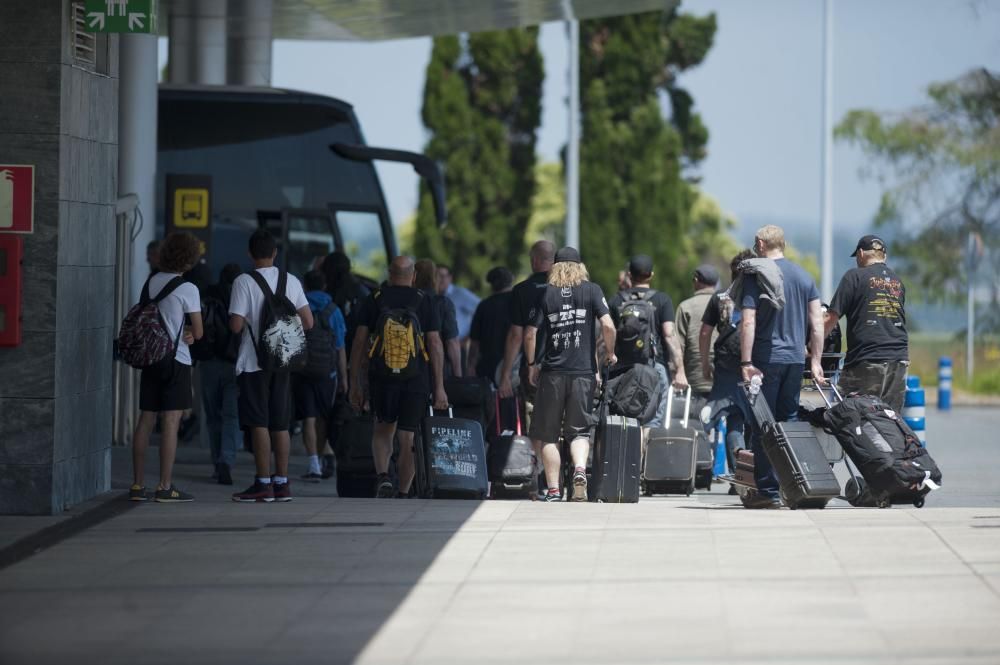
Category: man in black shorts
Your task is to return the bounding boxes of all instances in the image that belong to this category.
[525,247,616,502]
[825,234,909,411]
[350,256,449,498]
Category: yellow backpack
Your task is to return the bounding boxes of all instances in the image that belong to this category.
[369,291,428,380]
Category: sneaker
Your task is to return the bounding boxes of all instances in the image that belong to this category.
[572,468,588,502]
[154,486,194,503]
[375,473,394,498]
[741,492,781,510]
[233,480,274,503]
[217,463,233,486]
[272,481,292,503]
[543,489,562,502]
[128,484,149,502]
[301,472,323,484]
[321,455,336,479]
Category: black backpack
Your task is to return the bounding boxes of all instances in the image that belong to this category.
[615,289,657,365]
[606,363,661,422]
[298,302,338,380]
[190,290,239,363]
[368,289,427,382]
[712,292,741,371]
[249,269,307,373]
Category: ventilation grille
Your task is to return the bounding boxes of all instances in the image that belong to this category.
[71,2,97,68]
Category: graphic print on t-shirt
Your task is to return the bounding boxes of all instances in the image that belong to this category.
[865,272,905,325]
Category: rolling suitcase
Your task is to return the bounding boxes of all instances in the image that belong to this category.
[420,407,489,500]
[592,369,642,503]
[334,413,377,498]
[487,396,536,498]
[818,385,941,508]
[642,387,698,496]
[741,381,841,509]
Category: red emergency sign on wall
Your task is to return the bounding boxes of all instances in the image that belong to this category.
[0,165,35,234]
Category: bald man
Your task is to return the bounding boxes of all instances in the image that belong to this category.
[350,256,448,498]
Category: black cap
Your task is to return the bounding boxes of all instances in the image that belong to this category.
[850,234,886,257]
[628,254,654,275]
[554,246,582,264]
[693,264,719,286]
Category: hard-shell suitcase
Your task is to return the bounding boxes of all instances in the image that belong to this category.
[642,387,698,496]
[487,396,536,498]
[694,429,714,490]
[592,413,642,503]
[733,449,756,488]
[741,381,841,509]
[818,386,941,508]
[335,413,376,498]
[420,407,489,500]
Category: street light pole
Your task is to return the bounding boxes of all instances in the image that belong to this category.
[820,0,835,301]
[565,10,580,249]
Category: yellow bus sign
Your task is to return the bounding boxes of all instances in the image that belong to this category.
[173,188,209,228]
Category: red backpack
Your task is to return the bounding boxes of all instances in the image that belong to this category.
[116,276,185,369]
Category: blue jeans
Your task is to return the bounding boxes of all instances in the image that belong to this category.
[749,362,804,498]
[200,359,240,468]
[646,362,670,428]
[707,366,746,470]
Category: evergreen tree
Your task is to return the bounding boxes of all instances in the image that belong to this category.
[579,8,717,297]
[414,29,543,293]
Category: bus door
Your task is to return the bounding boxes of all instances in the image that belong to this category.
[326,203,395,284]
[256,208,338,278]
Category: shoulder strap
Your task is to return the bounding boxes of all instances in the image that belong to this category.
[317,301,336,329]
[276,268,288,299]
[248,270,275,301]
[150,276,186,304]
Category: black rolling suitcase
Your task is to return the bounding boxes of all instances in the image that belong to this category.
[420,407,489,500]
[592,370,642,503]
[642,387,698,496]
[334,413,377,498]
[487,396,536,498]
[819,386,941,508]
[741,381,840,509]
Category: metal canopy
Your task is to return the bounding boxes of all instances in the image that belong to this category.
[161,0,670,40]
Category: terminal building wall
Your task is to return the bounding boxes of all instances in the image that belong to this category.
[0,1,118,514]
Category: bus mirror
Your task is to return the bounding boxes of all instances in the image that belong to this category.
[331,143,447,228]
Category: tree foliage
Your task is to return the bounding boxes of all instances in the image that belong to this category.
[414,29,543,293]
[579,8,719,298]
[835,68,1000,323]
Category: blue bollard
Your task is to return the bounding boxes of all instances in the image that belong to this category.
[903,375,927,447]
[937,357,952,411]
[713,417,728,476]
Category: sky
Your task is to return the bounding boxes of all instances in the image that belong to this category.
[157,0,1000,248]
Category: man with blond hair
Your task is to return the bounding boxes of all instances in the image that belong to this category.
[525,247,616,502]
[739,225,825,509]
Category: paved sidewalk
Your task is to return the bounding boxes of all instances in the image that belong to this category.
[0,409,998,665]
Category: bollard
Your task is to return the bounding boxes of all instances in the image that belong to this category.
[903,375,927,447]
[937,357,952,411]
[713,417,728,476]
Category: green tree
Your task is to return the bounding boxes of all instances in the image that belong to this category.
[578,8,718,298]
[835,68,1000,326]
[414,29,543,293]
[525,161,566,261]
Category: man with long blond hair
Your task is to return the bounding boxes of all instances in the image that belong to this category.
[524,247,616,502]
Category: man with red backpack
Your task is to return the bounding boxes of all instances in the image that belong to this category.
[229,230,314,503]
[123,232,204,503]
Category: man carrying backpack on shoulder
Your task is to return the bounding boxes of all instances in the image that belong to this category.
[229,230,314,503]
[296,270,348,483]
[349,256,448,498]
[124,232,203,503]
[608,255,688,427]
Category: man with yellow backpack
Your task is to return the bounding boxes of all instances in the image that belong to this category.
[349,256,449,498]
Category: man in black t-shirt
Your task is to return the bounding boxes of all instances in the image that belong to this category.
[349,256,449,498]
[525,247,616,502]
[825,234,909,412]
[467,266,514,381]
[608,255,688,427]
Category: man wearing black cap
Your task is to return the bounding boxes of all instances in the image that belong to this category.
[825,234,909,412]
[608,255,688,428]
[675,265,720,400]
[524,247,616,502]
[466,266,514,380]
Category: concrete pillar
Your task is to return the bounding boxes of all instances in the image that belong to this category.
[0,0,118,514]
[167,0,226,85]
[227,0,273,86]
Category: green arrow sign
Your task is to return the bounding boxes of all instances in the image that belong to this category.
[84,0,158,34]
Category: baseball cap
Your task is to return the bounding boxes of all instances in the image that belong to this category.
[693,264,719,286]
[554,246,582,264]
[628,254,654,275]
[850,234,886,257]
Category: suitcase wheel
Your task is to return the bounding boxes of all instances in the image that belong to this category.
[686,482,694,497]
[913,497,925,509]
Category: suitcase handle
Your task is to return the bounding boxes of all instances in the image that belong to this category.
[811,378,843,408]
[428,405,454,418]
[665,384,692,428]
[494,394,522,437]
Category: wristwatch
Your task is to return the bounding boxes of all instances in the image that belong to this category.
[740,361,753,367]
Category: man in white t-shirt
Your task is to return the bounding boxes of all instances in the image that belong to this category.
[130,233,203,503]
[229,229,314,503]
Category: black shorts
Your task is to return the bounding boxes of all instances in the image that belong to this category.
[369,382,428,432]
[293,375,336,420]
[528,372,597,444]
[238,370,292,432]
[139,361,193,412]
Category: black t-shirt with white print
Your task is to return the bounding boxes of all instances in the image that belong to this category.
[828,263,908,367]
[530,281,610,375]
